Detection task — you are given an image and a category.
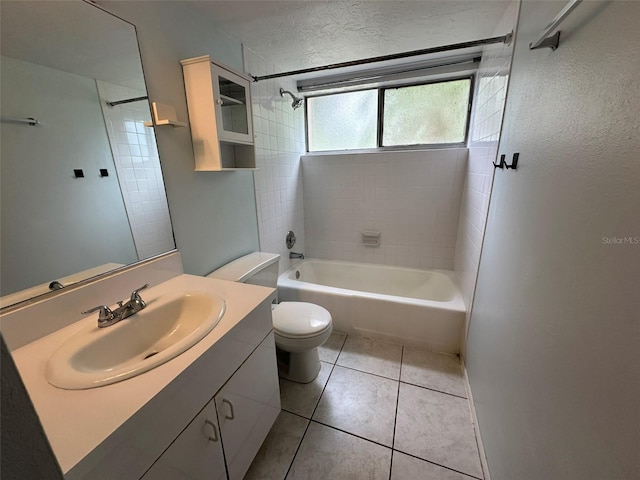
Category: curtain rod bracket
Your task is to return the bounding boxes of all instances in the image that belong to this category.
[529,0,582,51]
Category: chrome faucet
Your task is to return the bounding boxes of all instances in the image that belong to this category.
[289,251,305,259]
[82,283,149,328]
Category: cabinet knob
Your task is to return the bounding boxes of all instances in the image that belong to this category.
[204,419,218,442]
[216,98,223,106]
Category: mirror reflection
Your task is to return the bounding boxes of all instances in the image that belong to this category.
[0,0,175,308]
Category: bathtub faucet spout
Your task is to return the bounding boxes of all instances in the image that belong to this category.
[289,251,305,259]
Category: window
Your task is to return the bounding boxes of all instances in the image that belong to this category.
[306,77,473,152]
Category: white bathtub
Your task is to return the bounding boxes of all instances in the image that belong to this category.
[278,259,466,354]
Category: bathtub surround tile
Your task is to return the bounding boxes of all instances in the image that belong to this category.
[401,347,466,397]
[395,383,483,478]
[391,451,478,480]
[337,335,402,380]
[302,149,466,271]
[312,365,398,446]
[244,411,309,480]
[244,46,307,276]
[279,361,332,418]
[318,331,347,364]
[287,422,391,480]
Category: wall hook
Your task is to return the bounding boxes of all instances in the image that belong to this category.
[494,153,519,170]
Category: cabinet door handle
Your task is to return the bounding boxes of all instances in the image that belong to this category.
[204,419,218,442]
[222,399,235,420]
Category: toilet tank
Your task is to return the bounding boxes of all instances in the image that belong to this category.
[207,252,280,288]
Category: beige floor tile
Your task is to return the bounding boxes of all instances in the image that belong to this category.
[401,346,466,397]
[287,422,391,480]
[279,361,332,418]
[318,331,347,364]
[244,411,308,480]
[313,365,398,446]
[394,383,483,478]
[336,335,402,379]
[391,451,478,480]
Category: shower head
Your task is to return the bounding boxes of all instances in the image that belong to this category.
[280,88,304,110]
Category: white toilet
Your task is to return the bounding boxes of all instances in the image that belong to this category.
[207,252,332,383]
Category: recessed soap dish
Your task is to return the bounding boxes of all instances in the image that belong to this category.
[361,231,381,247]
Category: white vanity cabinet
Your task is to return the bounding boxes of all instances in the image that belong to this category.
[181,55,256,171]
[141,332,280,480]
[215,332,280,480]
[141,399,226,480]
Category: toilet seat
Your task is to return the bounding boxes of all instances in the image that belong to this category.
[272,302,332,339]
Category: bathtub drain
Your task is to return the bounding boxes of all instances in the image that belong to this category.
[295,270,300,279]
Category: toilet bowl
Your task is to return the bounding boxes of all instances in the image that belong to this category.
[207,252,332,383]
[272,301,332,383]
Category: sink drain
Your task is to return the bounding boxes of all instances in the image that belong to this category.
[144,351,159,360]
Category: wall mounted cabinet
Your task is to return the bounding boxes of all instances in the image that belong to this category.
[181,55,256,171]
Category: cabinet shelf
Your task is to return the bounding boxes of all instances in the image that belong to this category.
[219,94,245,106]
[143,102,187,128]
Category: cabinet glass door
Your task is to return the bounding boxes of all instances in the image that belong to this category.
[211,62,253,145]
[218,75,248,135]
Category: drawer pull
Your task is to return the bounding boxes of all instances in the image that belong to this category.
[222,399,235,420]
[204,419,218,442]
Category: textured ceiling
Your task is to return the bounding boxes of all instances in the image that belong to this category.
[187,1,510,75]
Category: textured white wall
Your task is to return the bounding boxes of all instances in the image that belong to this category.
[302,149,466,269]
[244,47,307,274]
[466,1,640,479]
[454,0,519,344]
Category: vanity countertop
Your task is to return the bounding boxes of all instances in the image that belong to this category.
[11,274,275,475]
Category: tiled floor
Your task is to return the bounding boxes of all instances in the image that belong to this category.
[245,333,484,480]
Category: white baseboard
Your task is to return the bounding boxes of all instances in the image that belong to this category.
[462,363,492,480]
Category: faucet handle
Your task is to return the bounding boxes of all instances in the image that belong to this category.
[130,283,149,301]
[81,305,114,322]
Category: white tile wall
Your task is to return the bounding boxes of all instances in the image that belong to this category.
[454,1,519,337]
[244,47,307,274]
[302,149,467,270]
[97,81,174,260]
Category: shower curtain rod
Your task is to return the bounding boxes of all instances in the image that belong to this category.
[106,96,148,107]
[251,33,512,82]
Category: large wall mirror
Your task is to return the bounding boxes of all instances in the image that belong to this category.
[0,0,176,308]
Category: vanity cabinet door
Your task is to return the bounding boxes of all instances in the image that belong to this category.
[215,332,281,480]
[141,398,227,480]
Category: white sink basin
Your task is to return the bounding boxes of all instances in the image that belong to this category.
[45,289,225,390]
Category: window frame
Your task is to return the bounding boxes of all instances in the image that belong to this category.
[304,74,475,153]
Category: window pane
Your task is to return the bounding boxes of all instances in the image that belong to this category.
[307,90,377,151]
[383,79,470,146]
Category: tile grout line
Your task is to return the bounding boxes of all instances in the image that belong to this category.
[328,361,467,400]
[389,345,404,480]
[283,334,347,480]
[392,448,484,480]
[309,418,393,451]
[333,363,400,382]
[399,379,469,400]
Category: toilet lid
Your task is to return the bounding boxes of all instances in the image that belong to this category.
[272,302,332,338]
